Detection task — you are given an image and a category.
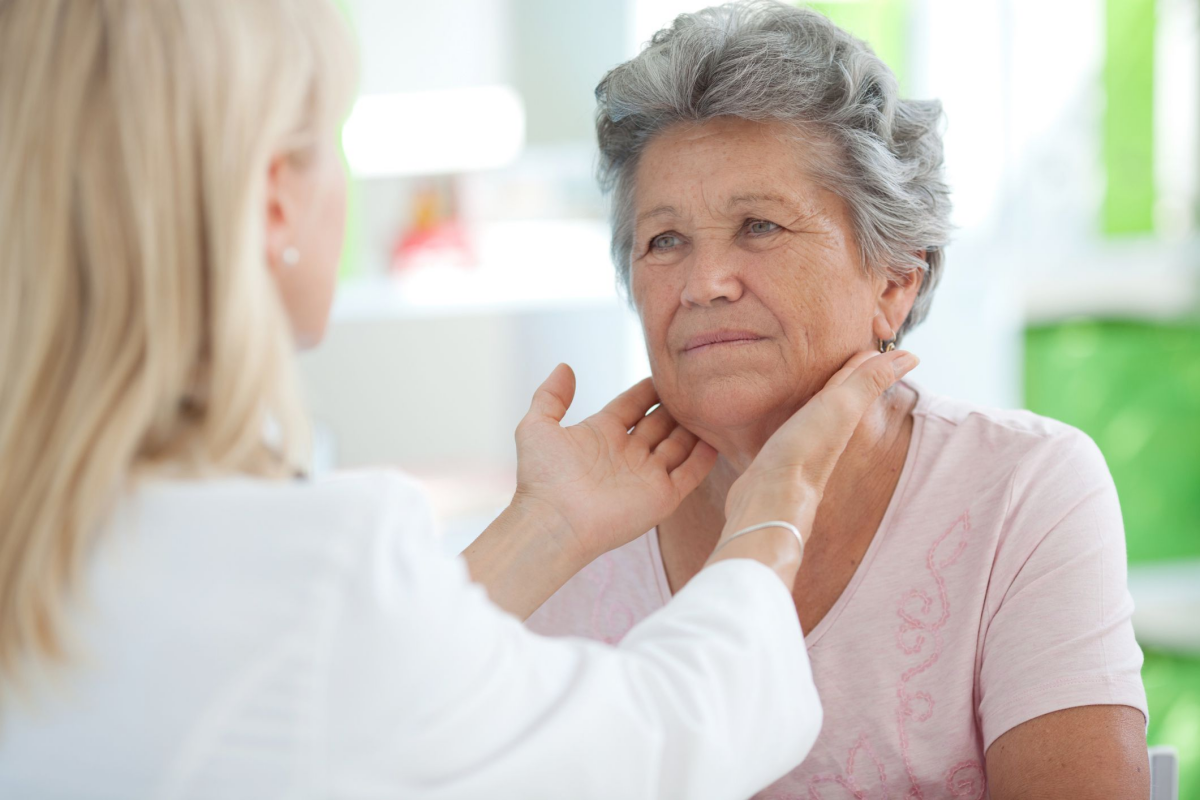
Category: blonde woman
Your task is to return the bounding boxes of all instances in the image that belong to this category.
[0,1,918,797]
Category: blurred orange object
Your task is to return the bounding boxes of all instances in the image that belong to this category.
[391,180,474,272]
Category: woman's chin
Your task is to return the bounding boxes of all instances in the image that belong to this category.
[667,382,791,440]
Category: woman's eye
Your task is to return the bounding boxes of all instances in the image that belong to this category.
[650,233,681,250]
[747,219,780,235]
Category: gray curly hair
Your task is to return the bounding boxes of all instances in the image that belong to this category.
[596,0,951,339]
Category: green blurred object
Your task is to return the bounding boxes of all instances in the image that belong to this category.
[814,0,1157,235]
[806,0,912,92]
[334,0,363,280]
[1144,649,1200,800]
[338,146,363,281]
[1103,0,1156,235]
[1025,319,1200,563]
[1027,320,1200,799]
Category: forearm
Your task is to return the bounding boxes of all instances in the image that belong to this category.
[464,497,588,620]
[408,551,820,799]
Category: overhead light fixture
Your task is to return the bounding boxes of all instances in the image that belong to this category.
[342,85,526,178]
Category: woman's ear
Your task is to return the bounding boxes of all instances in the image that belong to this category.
[264,153,300,276]
[875,253,925,338]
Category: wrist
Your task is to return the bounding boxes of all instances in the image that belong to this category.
[464,494,591,620]
[705,523,804,588]
[505,491,593,569]
[724,474,820,541]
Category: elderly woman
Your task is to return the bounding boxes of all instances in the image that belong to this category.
[529,3,1148,797]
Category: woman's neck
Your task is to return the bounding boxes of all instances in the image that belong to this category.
[658,383,918,593]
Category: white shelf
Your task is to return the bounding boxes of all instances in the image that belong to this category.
[1129,558,1200,655]
[1022,239,1200,323]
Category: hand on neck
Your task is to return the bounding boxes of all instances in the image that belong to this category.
[696,383,909,493]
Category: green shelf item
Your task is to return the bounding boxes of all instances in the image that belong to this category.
[1025,319,1200,563]
[333,0,363,280]
[1102,0,1156,236]
[1028,320,1200,797]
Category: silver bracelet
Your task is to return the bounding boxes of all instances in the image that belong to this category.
[717,520,805,556]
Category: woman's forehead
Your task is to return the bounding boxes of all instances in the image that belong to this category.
[632,119,832,219]
[631,171,836,230]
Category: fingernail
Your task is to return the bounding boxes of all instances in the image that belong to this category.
[893,352,919,376]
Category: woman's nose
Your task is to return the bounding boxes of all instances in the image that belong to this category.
[680,247,744,308]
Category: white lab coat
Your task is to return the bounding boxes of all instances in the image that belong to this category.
[0,470,821,799]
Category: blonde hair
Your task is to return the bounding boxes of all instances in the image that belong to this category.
[0,0,357,692]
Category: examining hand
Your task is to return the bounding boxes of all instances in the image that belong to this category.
[513,363,718,563]
[731,349,919,519]
[713,349,919,579]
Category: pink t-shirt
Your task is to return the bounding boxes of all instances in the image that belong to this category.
[528,384,1147,799]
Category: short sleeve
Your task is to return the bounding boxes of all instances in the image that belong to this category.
[320,472,822,800]
[977,429,1148,751]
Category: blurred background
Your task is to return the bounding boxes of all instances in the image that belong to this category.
[307,0,1199,792]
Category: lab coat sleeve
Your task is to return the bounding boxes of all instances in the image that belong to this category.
[322,473,822,800]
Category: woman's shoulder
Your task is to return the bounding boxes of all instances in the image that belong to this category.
[124,468,438,570]
[138,466,430,518]
[307,468,435,526]
[917,385,1076,439]
[907,386,1117,546]
[914,386,1107,480]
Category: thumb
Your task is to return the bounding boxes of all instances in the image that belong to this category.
[526,363,576,424]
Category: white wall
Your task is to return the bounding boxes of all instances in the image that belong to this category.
[348,0,512,94]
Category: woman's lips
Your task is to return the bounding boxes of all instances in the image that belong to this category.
[682,330,766,354]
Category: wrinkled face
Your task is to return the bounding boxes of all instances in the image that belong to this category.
[630,117,896,445]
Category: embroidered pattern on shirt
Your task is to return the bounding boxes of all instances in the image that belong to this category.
[797,510,986,800]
